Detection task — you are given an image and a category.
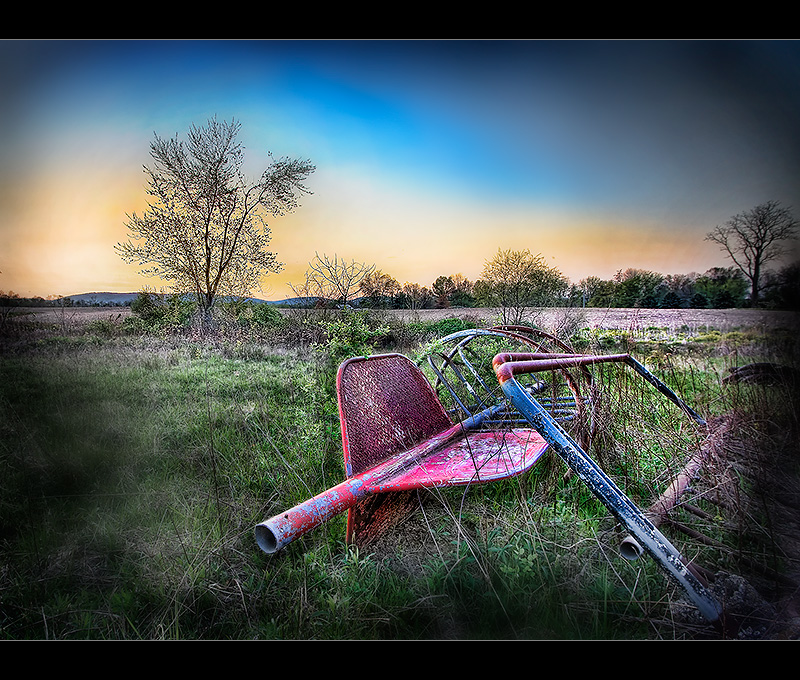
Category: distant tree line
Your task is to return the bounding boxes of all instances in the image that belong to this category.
[579,266,751,310]
[0,292,134,308]
[350,257,798,313]
[5,257,796,313]
[104,118,797,317]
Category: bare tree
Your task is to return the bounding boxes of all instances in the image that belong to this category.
[481,248,569,324]
[297,253,375,308]
[449,273,476,307]
[432,275,456,308]
[400,282,431,311]
[117,117,315,315]
[705,201,798,306]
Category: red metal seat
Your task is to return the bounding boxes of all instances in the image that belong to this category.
[255,353,548,553]
[337,353,549,547]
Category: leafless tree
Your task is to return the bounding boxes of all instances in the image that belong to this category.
[359,269,400,308]
[432,275,456,308]
[117,117,315,315]
[705,201,798,306]
[400,282,431,310]
[298,253,375,308]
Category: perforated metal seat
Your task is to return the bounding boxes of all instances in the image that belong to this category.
[337,353,548,547]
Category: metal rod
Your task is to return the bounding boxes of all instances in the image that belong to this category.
[255,401,507,554]
[492,353,722,625]
[494,352,706,426]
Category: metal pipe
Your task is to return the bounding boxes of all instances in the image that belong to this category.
[255,476,370,554]
[492,352,722,625]
[619,447,710,561]
[255,402,507,554]
[620,415,733,560]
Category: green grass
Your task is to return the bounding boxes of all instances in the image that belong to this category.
[0,339,338,639]
[1,311,797,639]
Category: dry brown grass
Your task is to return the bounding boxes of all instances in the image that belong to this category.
[9,304,798,336]
[379,306,799,338]
[10,306,132,326]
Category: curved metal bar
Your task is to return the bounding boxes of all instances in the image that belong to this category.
[431,329,590,425]
[426,353,474,418]
[493,352,706,426]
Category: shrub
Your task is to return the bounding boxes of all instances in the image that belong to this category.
[126,291,194,333]
[85,318,120,337]
[426,316,478,337]
[250,302,283,327]
[314,311,389,395]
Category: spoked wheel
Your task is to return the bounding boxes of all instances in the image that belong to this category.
[421,326,595,448]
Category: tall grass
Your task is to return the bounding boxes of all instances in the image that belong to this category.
[1,307,797,638]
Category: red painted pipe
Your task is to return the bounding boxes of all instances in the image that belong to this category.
[255,403,520,554]
[493,352,630,383]
[255,477,370,554]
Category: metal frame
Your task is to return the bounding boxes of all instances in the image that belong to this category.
[424,327,592,428]
[492,351,721,624]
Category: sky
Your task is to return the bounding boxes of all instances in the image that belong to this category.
[1,39,799,300]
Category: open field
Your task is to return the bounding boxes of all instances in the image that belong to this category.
[385,307,800,335]
[6,306,132,327]
[9,305,799,334]
[1,305,799,639]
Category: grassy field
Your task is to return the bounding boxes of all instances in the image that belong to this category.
[1,305,798,639]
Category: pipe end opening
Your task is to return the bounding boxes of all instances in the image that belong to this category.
[620,536,644,561]
[255,524,279,554]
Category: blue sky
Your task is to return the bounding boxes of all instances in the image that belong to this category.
[2,40,799,299]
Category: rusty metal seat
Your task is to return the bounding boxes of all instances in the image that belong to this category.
[337,353,549,547]
[255,352,548,553]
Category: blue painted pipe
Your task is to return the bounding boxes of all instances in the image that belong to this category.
[493,353,722,625]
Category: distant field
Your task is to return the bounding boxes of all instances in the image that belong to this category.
[8,305,798,333]
[381,306,799,333]
[9,306,133,325]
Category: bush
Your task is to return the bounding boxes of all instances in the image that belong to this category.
[126,291,194,333]
[250,302,283,327]
[85,318,119,338]
[426,316,478,337]
[314,310,389,395]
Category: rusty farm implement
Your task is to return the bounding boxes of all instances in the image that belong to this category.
[255,326,723,626]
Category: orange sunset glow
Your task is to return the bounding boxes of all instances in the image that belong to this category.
[2,40,799,300]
